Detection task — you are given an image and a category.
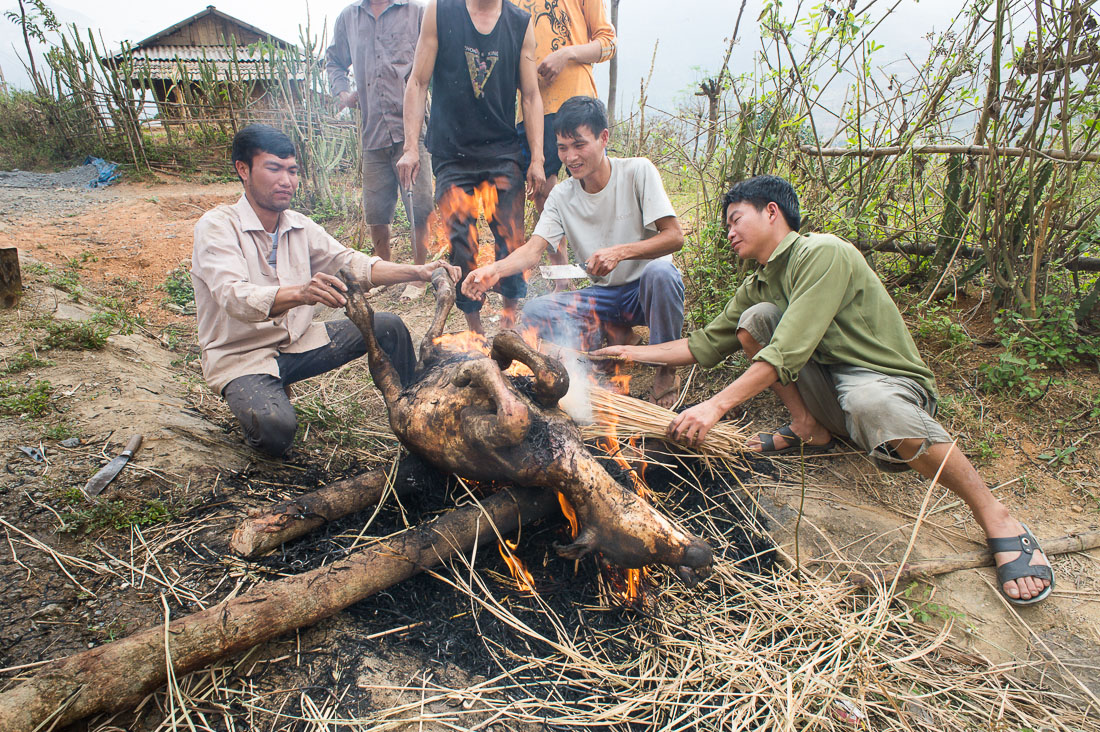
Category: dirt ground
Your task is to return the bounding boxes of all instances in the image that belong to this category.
[1,177,1099,729]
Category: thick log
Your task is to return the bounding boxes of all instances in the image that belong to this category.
[230,469,396,558]
[847,529,1100,588]
[0,487,557,732]
[0,248,21,309]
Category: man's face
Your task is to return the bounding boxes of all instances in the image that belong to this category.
[726,201,779,263]
[237,152,298,213]
[556,125,609,181]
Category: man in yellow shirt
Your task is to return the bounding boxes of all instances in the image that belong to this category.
[515,0,616,212]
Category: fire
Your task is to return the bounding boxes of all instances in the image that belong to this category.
[432,181,510,269]
[557,491,579,538]
[498,537,536,594]
[432,330,490,356]
[503,361,534,377]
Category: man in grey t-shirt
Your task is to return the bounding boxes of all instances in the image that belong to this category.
[462,96,686,406]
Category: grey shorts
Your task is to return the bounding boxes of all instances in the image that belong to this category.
[362,140,434,226]
[738,302,952,471]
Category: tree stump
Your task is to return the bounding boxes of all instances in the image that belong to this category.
[0,248,20,309]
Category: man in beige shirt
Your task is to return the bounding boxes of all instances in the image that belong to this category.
[191,124,457,457]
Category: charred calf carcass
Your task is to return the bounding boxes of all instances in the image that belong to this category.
[339,268,713,584]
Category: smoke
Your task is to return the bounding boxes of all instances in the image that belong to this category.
[558,352,594,424]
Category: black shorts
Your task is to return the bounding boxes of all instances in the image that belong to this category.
[517,113,563,179]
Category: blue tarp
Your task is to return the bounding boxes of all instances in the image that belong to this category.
[82,156,120,189]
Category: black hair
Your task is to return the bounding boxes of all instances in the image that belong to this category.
[721,175,801,231]
[554,95,608,139]
[231,124,296,173]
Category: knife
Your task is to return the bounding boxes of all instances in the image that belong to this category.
[539,264,589,280]
[83,435,143,500]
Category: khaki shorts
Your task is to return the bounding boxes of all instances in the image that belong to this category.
[738,302,952,472]
[362,140,434,226]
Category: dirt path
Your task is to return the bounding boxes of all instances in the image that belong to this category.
[1,177,1098,727]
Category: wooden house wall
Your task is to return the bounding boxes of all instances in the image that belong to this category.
[153,15,264,47]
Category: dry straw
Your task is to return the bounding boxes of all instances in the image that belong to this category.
[581,386,752,457]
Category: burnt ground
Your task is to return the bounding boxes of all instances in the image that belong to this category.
[0,177,1099,729]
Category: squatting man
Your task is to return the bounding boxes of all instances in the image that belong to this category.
[596,175,1054,607]
[191,124,458,457]
[462,95,686,407]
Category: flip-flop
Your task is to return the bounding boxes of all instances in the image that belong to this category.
[987,523,1054,606]
[650,376,682,409]
[754,425,836,456]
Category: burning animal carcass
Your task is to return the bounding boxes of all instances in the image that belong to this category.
[339,267,714,584]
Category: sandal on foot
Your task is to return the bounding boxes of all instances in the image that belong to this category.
[987,523,1054,606]
[754,425,836,456]
[650,376,682,409]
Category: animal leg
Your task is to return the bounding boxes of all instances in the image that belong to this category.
[491,330,569,408]
[419,267,456,361]
[338,269,403,406]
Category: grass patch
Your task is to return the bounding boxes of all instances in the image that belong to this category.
[0,351,54,375]
[57,489,172,535]
[159,266,195,310]
[41,319,111,350]
[0,379,53,417]
[42,422,79,441]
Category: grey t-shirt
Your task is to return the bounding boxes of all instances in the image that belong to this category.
[533,157,677,287]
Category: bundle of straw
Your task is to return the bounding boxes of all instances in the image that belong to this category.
[580,386,751,457]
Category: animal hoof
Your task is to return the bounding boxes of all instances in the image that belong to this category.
[553,539,593,560]
[675,564,711,587]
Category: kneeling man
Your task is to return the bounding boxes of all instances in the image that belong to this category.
[463,95,686,406]
[191,124,457,457]
[597,175,1053,605]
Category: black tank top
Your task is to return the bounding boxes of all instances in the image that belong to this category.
[426,0,529,162]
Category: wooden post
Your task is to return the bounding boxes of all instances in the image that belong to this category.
[0,248,21,309]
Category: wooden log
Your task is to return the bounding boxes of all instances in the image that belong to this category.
[230,469,398,558]
[0,487,557,732]
[847,529,1100,588]
[0,248,21,309]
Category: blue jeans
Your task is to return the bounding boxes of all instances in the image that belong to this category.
[520,259,685,350]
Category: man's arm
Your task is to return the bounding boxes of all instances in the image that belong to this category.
[666,361,777,445]
[461,235,551,301]
[585,215,684,277]
[326,12,358,110]
[594,338,697,366]
[538,0,616,83]
[397,0,438,189]
[518,19,546,198]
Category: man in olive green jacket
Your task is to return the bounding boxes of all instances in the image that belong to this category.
[595,175,1053,606]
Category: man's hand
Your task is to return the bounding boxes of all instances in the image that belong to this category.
[397,149,420,190]
[667,399,725,447]
[298,273,348,308]
[420,260,461,283]
[461,265,501,301]
[526,161,546,201]
[336,90,359,111]
[591,344,633,359]
[585,246,624,278]
[537,47,572,84]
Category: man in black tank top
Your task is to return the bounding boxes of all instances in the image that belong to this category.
[399,0,545,333]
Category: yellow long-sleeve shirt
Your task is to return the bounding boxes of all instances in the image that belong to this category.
[514,0,616,116]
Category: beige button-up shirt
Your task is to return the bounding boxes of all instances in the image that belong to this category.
[191,195,378,394]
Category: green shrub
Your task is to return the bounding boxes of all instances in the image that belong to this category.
[0,89,79,169]
[0,379,53,417]
[42,320,110,350]
[159,266,195,309]
[0,351,53,374]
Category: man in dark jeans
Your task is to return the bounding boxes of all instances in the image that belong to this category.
[191,125,458,457]
[398,0,545,333]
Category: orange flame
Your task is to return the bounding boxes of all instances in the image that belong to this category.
[432,181,507,269]
[557,491,579,539]
[498,538,536,594]
[432,330,491,356]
